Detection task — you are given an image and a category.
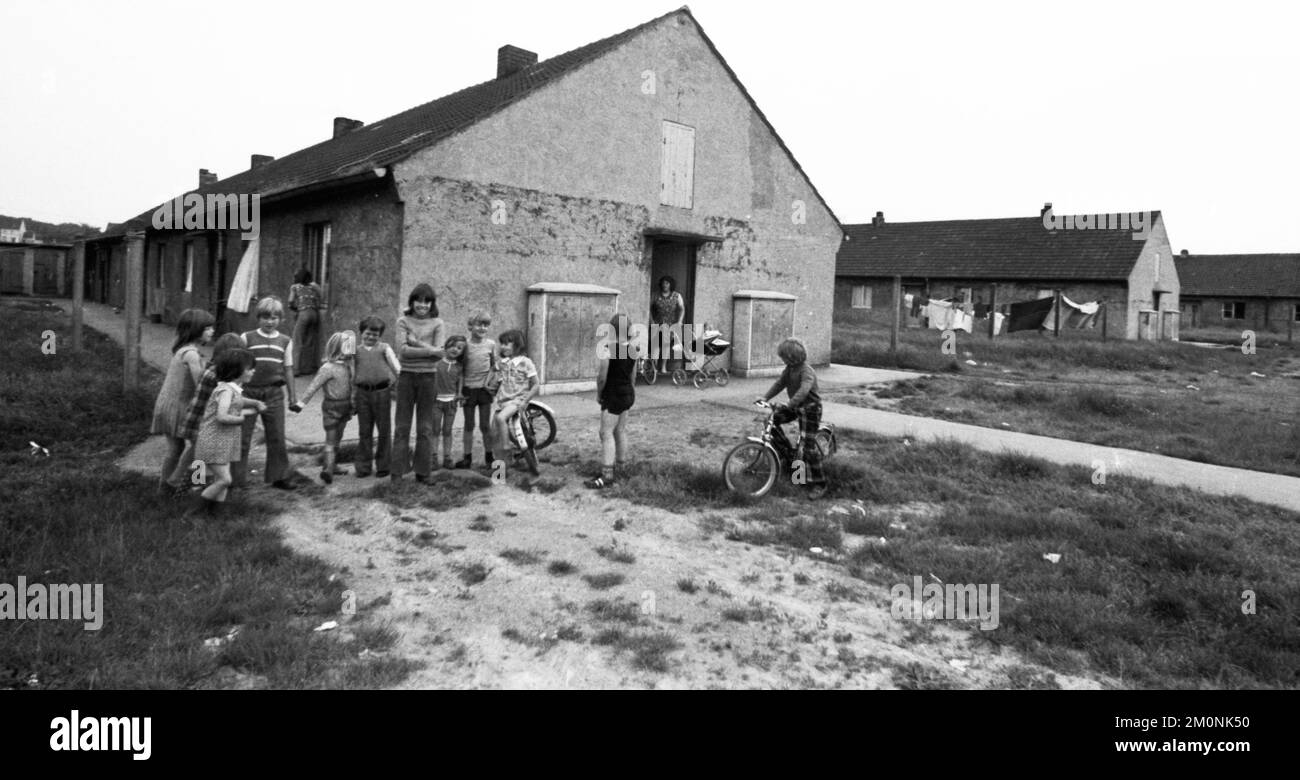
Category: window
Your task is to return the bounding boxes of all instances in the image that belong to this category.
[660,121,695,209]
[304,222,331,294]
[1222,302,1245,320]
[851,285,872,309]
[183,241,194,293]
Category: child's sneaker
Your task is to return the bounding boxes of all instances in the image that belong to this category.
[443,458,454,470]
[807,483,828,500]
[453,455,472,469]
[320,470,333,485]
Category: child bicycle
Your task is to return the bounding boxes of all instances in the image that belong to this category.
[722,400,836,497]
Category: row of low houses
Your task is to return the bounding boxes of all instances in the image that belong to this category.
[60,6,1297,391]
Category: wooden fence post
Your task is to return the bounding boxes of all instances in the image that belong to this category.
[124,230,145,391]
[890,275,901,355]
[71,238,85,352]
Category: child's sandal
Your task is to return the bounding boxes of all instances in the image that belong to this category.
[584,476,614,489]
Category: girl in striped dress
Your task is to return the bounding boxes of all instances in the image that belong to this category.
[151,309,214,494]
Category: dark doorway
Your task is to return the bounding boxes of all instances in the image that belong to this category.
[650,239,696,325]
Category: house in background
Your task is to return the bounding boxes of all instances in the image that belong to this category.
[0,241,72,296]
[834,204,1180,341]
[1175,251,1300,333]
[85,7,842,388]
[0,217,28,243]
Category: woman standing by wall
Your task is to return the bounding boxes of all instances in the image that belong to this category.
[288,268,325,376]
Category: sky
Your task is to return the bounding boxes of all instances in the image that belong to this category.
[1,0,1297,253]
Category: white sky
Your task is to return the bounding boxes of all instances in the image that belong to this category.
[1,0,1297,253]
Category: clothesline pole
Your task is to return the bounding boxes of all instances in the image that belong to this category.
[1054,290,1062,338]
[988,284,997,339]
[890,275,901,355]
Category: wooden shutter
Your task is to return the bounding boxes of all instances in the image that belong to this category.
[660,121,695,209]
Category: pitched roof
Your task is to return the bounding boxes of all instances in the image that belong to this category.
[836,212,1160,281]
[1176,253,1300,298]
[102,6,838,238]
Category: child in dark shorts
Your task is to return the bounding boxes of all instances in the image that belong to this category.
[586,312,637,489]
[292,330,356,484]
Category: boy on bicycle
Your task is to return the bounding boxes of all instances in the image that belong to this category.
[756,337,828,499]
[492,329,541,477]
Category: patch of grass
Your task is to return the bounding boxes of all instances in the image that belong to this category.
[499,548,545,566]
[726,511,843,553]
[824,582,861,603]
[595,540,637,564]
[676,578,698,594]
[586,598,641,624]
[588,628,682,672]
[340,656,425,688]
[0,304,418,689]
[892,662,956,690]
[582,572,626,590]
[366,473,491,512]
[721,601,773,624]
[411,530,440,548]
[547,560,577,576]
[793,572,811,586]
[468,515,493,532]
[454,562,490,586]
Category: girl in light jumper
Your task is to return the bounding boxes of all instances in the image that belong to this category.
[392,284,445,482]
[432,335,466,469]
[192,349,258,517]
[293,330,357,484]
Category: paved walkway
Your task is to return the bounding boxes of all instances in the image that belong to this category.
[65,296,1300,514]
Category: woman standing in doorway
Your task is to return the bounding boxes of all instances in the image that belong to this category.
[650,275,685,374]
[289,268,325,376]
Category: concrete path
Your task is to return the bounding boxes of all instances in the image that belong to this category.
[708,396,1300,514]
[63,296,1300,514]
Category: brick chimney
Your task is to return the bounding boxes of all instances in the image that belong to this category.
[333,117,364,138]
[497,45,538,79]
[1180,249,1189,257]
[872,211,885,227]
[199,168,218,187]
[1041,201,1053,217]
[251,154,275,169]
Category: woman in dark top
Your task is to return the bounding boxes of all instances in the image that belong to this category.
[650,275,685,373]
[586,312,637,489]
[288,268,325,376]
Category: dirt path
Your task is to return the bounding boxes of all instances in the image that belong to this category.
[120,404,1108,689]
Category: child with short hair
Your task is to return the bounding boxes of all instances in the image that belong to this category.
[292,330,357,484]
[432,335,466,470]
[756,337,827,499]
[192,348,259,516]
[455,312,497,469]
[353,316,401,478]
[491,329,540,476]
[238,296,299,490]
[392,284,445,482]
[152,308,215,494]
[175,333,265,493]
[585,313,637,489]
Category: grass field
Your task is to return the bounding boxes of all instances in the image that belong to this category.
[589,428,1300,689]
[831,321,1300,476]
[0,301,420,689]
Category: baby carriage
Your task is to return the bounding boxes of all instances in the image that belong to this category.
[672,329,731,389]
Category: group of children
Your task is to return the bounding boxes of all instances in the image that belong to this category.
[150,283,829,516]
[150,284,544,516]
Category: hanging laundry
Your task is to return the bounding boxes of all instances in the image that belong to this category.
[925,300,955,331]
[993,312,1006,335]
[227,238,260,313]
[903,293,914,313]
[1006,296,1055,333]
[951,308,974,333]
[1062,296,1101,329]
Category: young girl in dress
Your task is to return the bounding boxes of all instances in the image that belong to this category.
[192,349,258,516]
[152,309,215,494]
[432,335,466,470]
[173,333,264,494]
[586,313,636,489]
[292,330,357,484]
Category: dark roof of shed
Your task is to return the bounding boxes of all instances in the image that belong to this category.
[100,6,838,239]
[1176,253,1300,298]
[836,212,1160,281]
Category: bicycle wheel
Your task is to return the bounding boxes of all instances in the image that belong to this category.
[643,360,658,385]
[714,368,730,386]
[722,441,779,497]
[692,371,706,389]
[672,368,687,386]
[525,403,557,451]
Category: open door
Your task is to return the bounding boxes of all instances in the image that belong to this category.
[650,239,696,325]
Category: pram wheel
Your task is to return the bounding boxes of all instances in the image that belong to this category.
[672,368,688,386]
[714,368,730,387]
[692,371,706,389]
